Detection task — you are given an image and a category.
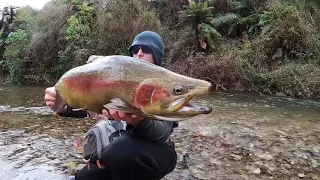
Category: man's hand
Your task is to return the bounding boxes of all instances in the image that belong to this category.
[44,86,67,114]
[102,109,144,126]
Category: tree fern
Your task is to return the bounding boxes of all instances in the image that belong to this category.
[0,6,18,42]
[178,1,213,25]
[182,1,213,18]
[198,23,221,49]
[177,1,215,51]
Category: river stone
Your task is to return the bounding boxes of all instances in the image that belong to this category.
[298,173,306,178]
[246,165,261,174]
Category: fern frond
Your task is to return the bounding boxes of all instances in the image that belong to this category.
[199,23,221,39]
[239,14,260,25]
[198,23,221,49]
[210,13,239,28]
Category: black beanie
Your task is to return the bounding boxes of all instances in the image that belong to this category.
[128,31,164,66]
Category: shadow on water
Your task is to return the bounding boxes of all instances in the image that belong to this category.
[0,85,319,180]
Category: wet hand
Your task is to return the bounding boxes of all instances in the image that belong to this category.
[102,109,144,126]
[44,86,67,114]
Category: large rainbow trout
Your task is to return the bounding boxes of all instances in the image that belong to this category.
[53,55,213,121]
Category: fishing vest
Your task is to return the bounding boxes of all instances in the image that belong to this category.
[78,119,177,169]
[79,120,126,168]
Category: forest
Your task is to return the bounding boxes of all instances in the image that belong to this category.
[0,0,319,100]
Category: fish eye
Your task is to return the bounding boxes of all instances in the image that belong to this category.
[173,85,187,95]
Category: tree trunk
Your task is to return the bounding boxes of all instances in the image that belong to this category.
[194,16,201,52]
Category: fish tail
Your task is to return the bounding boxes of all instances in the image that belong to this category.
[53,91,67,115]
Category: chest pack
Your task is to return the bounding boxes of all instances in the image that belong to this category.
[79,120,126,164]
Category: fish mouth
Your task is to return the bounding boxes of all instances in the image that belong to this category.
[168,96,212,114]
[177,101,212,114]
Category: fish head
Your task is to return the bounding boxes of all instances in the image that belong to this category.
[134,77,213,121]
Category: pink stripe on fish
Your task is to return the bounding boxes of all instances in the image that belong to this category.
[63,75,137,92]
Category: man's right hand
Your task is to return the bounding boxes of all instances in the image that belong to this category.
[102,109,144,127]
[44,86,67,114]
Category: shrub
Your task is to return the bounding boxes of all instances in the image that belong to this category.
[89,0,161,56]
[2,6,37,84]
[3,29,29,84]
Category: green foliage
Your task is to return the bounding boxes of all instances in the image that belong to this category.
[210,13,239,28]
[0,6,18,62]
[177,1,254,51]
[265,64,318,98]
[27,0,72,83]
[287,0,320,65]
[66,2,95,45]
[1,6,38,84]
[9,6,39,32]
[227,0,256,16]
[148,0,185,28]
[248,4,308,69]
[198,23,221,49]
[210,12,242,36]
[258,5,297,27]
[248,63,319,98]
[0,0,319,100]
[283,0,320,8]
[3,29,29,84]
[61,2,96,69]
[177,1,215,51]
[214,0,268,38]
[179,1,213,23]
[218,0,320,99]
[89,0,160,55]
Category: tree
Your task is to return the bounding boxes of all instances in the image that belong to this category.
[177,0,239,51]
[0,6,18,61]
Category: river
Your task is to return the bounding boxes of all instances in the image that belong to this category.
[0,85,319,180]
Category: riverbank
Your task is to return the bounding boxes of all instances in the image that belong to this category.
[164,37,320,101]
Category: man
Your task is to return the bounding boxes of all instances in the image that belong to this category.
[44,31,178,180]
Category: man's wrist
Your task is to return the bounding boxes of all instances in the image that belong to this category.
[130,117,145,127]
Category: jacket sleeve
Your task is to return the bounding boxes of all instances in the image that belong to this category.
[58,104,88,118]
[131,120,175,144]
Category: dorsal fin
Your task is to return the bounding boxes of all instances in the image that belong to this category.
[86,55,104,64]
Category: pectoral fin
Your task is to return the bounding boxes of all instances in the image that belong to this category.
[53,92,67,115]
[103,98,142,115]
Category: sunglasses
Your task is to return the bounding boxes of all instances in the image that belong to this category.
[131,46,153,54]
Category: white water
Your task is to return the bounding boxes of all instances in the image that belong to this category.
[0,131,74,180]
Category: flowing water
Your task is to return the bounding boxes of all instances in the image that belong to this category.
[0,85,319,180]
